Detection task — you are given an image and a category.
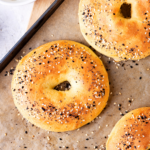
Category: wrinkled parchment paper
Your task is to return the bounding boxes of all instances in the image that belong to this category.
[0,0,150,149]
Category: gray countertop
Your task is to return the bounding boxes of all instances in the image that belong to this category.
[0,3,34,60]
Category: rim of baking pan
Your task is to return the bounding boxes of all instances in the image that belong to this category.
[0,0,35,6]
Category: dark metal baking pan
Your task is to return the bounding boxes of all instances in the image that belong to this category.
[0,0,64,73]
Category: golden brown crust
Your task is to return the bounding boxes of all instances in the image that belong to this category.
[11,40,109,132]
[79,0,150,61]
[106,107,150,150]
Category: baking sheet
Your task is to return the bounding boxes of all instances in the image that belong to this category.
[0,0,150,149]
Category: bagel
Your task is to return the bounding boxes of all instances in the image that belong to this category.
[11,40,109,132]
[79,0,150,61]
[106,107,150,150]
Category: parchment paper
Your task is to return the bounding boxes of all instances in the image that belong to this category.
[0,0,150,149]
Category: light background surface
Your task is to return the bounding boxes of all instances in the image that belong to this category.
[0,3,34,60]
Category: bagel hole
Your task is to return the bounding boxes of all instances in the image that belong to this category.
[120,3,131,18]
[54,81,71,91]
